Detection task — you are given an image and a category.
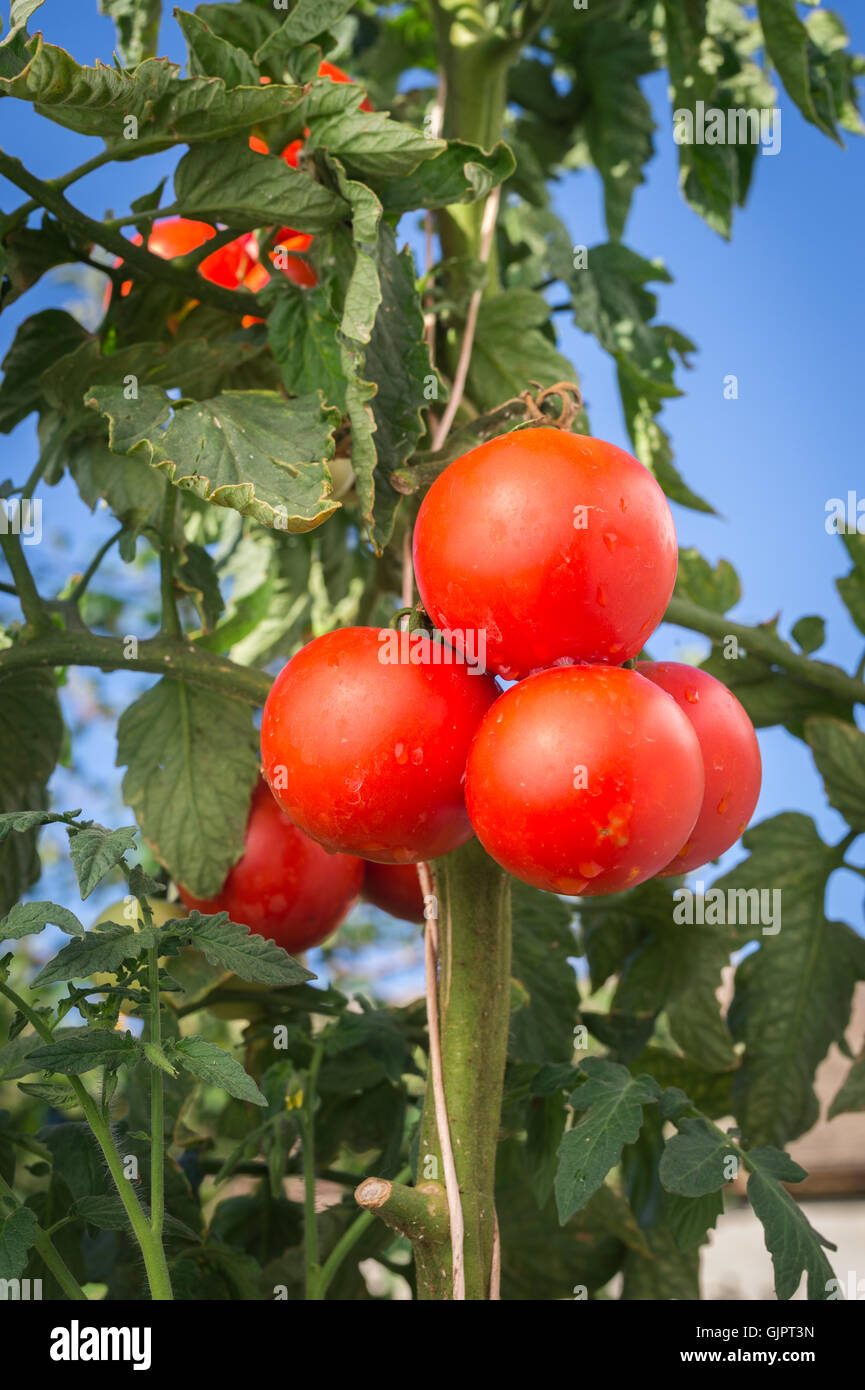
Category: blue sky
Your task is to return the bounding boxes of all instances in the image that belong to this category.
[1,0,863,950]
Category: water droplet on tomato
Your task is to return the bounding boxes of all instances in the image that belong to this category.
[685,686,700,703]
[394,742,408,764]
[603,532,617,553]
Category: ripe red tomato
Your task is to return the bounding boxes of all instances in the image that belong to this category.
[260,626,498,863]
[109,217,256,304]
[178,781,362,952]
[634,662,762,875]
[363,861,426,923]
[413,428,678,680]
[464,665,704,895]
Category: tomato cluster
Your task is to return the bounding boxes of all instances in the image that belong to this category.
[258,427,761,906]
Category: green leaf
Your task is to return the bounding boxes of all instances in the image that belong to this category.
[87,386,340,533]
[0,1205,38,1281]
[526,1092,567,1207]
[0,669,65,918]
[67,824,138,899]
[662,1187,724,1252]
[716,813,865,1146]
[305,80,444,179]
[98,0,161,67]
[175,9,258,85]
[626,1048,734,1120]
[791,615,826,654]
[17,1079,79,1108]
[621,1220,700,1300]
[259,0,354,47]
[828,1047,865,1119]
[468,289,576,413]
[575,20,655,240]
[746,1146,837,1300]
[804,716,865,831]
[169,1035,266,1106]
[675,548,741,613]
[836,532,865,635]
[365,228,431,550]
[659,1116,735,1196]
[32,922,153,986]
[663,1,739,236]
[116,678,259,899]
[27,1029,138,1075]
[757,0,839,141]
[555,1058,661,1222]
[176,542,224,632]
[267,285,346,410]
[582,878,736,1072]
[615,916,737,1073]
[510,880,579,1065]
[379,140,516,214]
[0,901,84,940]
[170,911,313,986]
[73,1194,133,1231]
[0,40,306,153]
[0,221,86,312]
[322,158,383,552]
[496,1137,627,1300]
[173,138,348,234]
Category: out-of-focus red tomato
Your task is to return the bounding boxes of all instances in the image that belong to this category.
[178,781,363,953]
[363,861,426,923]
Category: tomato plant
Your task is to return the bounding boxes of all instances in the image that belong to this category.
[0,0,862,1322]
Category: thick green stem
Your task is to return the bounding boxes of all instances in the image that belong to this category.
[430,2,511,290]
[416,839,512,1300]
[0,1173,88,1300]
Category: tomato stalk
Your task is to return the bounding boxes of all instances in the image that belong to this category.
[415,839,512,1299]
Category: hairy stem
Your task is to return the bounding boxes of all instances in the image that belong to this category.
[415,839,512,1299]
